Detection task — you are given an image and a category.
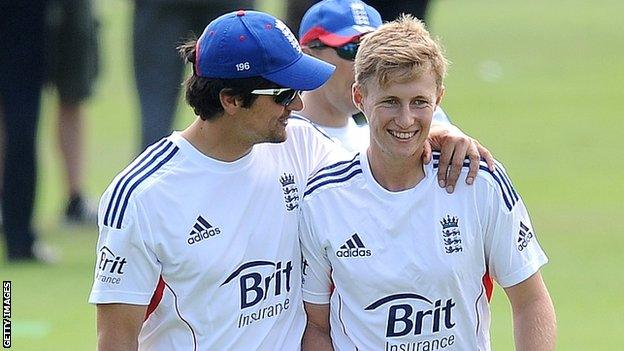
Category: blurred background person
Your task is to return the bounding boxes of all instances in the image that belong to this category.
[44,0,100,224]
[134,0,255,150]
[0,1,49,262]
[0,0,100,229]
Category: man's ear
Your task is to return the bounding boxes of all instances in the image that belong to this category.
[352,83,365,113]
[219,89,240,115]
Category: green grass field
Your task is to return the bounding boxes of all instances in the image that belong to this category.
[1,0,623,349]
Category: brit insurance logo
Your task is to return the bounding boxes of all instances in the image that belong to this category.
[336,233,371,258]
[301,258,310,285]
[517,221,534,251]
[280,173,299,211]
[440,215,463,254]
[365,293,457,350]
[187,215,221,245]
[95,246,127,285]
[221,260,294,328]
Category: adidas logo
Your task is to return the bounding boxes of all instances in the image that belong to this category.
[517,221,534,251]
[336,233,371,258]
[187,215,221,245]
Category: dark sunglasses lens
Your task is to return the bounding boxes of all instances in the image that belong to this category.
[275,89,298,106]
[336,42,359,60]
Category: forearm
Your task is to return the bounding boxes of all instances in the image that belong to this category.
[302,321,334,351]
[98,334,138,351]
[512,293,557,351]
[97,303,146,351]
[303,302,333,351]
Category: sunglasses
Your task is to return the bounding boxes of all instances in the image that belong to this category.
[308,41,360,61]
[251,88,301,106]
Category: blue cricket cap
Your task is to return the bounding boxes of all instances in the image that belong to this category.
[299,0,382,47]
[195,10,335,91]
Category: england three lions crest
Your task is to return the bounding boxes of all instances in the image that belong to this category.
[440,215,463,254]
[280,173,299,211]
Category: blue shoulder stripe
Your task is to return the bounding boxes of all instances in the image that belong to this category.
[432,155,519,211]
[304,153,362,198]
[104,140,179,229]
[304,167,363,198]
[113,146,179,229]
[431,152,488,164]
[493,160,519,202]
[103,139,169,227]
[478,165,515,210]
[307,153,360,185]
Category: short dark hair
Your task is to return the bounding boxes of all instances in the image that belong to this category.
[178,39,280,120]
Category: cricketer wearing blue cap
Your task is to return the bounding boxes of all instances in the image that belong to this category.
[90,9,493,351]
[90,10,343,351]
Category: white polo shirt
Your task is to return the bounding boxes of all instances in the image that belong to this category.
[300,151,548,351]
[89,117,343,350]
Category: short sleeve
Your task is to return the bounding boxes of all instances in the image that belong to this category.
[483,171,548,288]
[88,193,161,305]
[299,202,333,304]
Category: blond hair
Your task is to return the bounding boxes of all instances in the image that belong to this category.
[355,15,448,92]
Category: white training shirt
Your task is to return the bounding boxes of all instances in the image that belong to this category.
[316,107,451,153]
[299,151,548,351]
[89,117,343,351]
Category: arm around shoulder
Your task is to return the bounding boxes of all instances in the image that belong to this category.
[303,302,334,351]
[426,121,495,192]
[503,271,557,351]
[97,303,147,351]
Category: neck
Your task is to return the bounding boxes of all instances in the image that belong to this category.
[299,90,352,128]
[180,117,253,162]
[366,148,426,192]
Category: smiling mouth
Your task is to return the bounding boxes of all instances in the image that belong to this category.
[388,130,417,140]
